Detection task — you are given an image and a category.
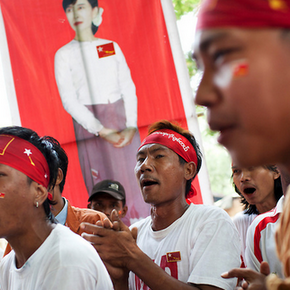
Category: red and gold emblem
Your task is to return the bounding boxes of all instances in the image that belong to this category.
[166,251,181,263]
[97,42,116,58]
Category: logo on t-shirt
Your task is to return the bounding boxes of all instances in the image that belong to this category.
[166,251,181,262]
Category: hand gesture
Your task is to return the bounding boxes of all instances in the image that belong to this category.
[222,261,270,290]
[114,127,137,148]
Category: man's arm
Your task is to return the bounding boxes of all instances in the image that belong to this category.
[81,215,222,290]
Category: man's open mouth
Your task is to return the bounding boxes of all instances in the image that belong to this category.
[243,187,256,194]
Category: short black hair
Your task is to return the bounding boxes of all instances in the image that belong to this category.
[0,126,59,222]
[41,136,68,194]
[147,120,202,197]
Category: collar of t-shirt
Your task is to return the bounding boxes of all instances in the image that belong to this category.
[55,197,68,225]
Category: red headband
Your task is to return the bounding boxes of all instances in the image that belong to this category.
[196,0,290,30]
[139,129,198,198]
[0,135,50,188]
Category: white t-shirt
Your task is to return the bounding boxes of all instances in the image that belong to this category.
[129,204,241,290]
[0,224,113,290]
[232,210,257,265]
[245,196,284,278]
[54,39,137,134]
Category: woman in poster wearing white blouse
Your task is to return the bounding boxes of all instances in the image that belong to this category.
[54,0,149,225]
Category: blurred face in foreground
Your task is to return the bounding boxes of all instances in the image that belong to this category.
[194,28,290,168]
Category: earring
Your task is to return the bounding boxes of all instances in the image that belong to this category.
[36,201,39,208]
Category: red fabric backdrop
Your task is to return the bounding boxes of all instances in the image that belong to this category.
[0,0,202,208]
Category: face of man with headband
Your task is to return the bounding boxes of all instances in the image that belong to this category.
[134,129,197,205]
[0,134,50,237]
[194,0,290,168]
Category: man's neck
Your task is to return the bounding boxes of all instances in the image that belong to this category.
[256,197,277,214]
[50,191,65,217]
[150,201,190,231]
[9,219,55,269]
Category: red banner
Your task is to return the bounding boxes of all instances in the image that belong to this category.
[0,0,205,225]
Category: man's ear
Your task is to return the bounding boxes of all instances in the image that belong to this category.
[120,205,128,218]
[34,183,49,206]
[56,168,64,186]
[184,161,196,181]
[273,169,280,180]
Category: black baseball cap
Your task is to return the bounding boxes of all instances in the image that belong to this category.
[88,179,126,203]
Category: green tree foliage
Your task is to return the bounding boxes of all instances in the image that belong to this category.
[172,0,201,20]
[173,0,234,198]
[172,0,200,78]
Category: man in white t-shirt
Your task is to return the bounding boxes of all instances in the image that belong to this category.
[245,196,284,278]
[81,120,241,290]
[0,126,113,290]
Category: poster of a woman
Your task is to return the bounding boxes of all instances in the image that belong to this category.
[54,0,146,225]
[0,0,205,225]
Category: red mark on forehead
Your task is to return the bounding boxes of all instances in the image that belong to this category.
[0,193,5,198]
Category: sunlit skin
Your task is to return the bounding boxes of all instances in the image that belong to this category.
[88,193,128,220]
[0,164,53,268]
[193,28,290,169]
[232,166,279,214]
[134,143,195,231]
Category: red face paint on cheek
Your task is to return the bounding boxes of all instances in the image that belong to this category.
[0,193,5,198]
[233,62,249,78]
[118,210,122,215]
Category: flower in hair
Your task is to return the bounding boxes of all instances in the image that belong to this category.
[93,7,104,27]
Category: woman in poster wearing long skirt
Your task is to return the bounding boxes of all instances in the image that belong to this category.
[54,0,149,225]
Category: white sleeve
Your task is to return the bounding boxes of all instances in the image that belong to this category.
[245,220,261,271]
[188,216,241,290]
[114,43,138,128]
[54,48,103,134]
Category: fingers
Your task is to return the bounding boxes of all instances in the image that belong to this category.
[114,128,136,147]
[222,267,267,290]
[110,210,129,232]
[81,232,99,244]
[131,227,138,240]
[241,280,249,289]
[100,130,123,145]
[260,261,270,276]
[95,220,103,227]
[105,136,122,145]
[103,218,113,229]
[114,139,128,148]
[80,222,108,236]
[221,268,252,280]
[222,269,243,279]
